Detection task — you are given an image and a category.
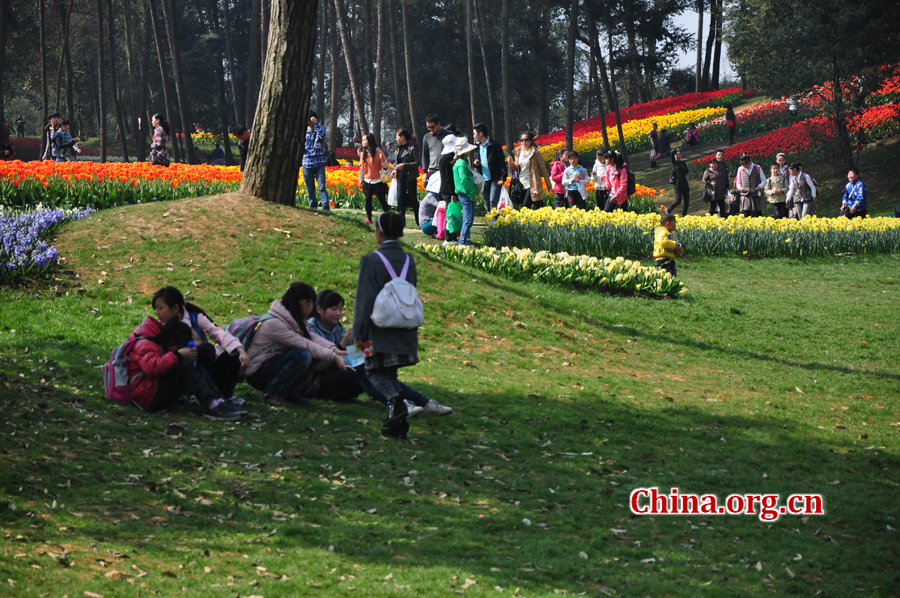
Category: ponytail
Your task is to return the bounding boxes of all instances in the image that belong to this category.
[153,113,171,135]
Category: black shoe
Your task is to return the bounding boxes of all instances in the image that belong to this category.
[203,402,242,421]
[224,398,248,415]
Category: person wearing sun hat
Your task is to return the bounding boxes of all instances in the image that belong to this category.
[452,137,479,246]
[438,132,458,204]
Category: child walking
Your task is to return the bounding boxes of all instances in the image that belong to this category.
[352,212,423,440]
[653,213,682,277]
[764,162,789,219]
[562,150,588,210]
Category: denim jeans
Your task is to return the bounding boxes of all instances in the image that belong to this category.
[303,164,329,209]
[656,258,677,277]
[247,349,313,396]
[483,179,503,212]
[554,192,567,209]
[797,201,814,219]
[604,197,628,212]
[457,193,474,246]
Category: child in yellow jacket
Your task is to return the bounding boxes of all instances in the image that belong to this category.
[653,213,682,276]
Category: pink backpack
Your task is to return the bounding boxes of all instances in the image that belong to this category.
[101,334,147,402]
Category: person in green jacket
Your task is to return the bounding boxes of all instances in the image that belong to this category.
[665,148,691,217]
[452,137,480,246]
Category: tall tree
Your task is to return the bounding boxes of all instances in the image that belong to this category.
[695,0,703,92]
[136,3,152,161]
[701,0,715,91]
[242,0,319,205]
[473,0,496,135]
[332,0,369,134]
[363,0,374,129]
[465,0,477,130]
[315,0,326,119]
[400,0,417,133]
[107,0,130,162]
[500,0,512,149]
[535,10,550,135]
[221,0,243,123]
[372,0,386,141]
[387,0,404,128]
[711,0,722,90]
[147,0,180,162]
[245,0,261,127]
[96,0,108,162]
[160,0,199,163]
[0,0,9,127]
[261,0,270,63]
[600,15,627,157]
[327,0,340,149]
[564,0,577,151]
[40,0,49,158]
[586,9,609,150]
[209,0,236,165]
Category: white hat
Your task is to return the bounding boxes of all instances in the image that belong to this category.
[440,134,458,155]
[453,136,478,157]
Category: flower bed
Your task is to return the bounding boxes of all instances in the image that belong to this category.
[483,207,900,258]
[1,205,93,280]
[415,243,687,297]
[695,99,817,144]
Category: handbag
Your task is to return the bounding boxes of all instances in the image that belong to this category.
[509,177,527,206]
[380,168,393,185]
[387,179,399,207]
[669,169,676,185]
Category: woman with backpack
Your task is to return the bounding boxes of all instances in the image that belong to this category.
[126,317,244,421]
[242,283,350,407]
[603,150,630,212]
[352,212,423,440]
[151,286,248,410]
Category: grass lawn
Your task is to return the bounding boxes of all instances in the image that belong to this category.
[0,194,898,597]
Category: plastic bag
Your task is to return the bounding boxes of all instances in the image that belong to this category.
[425,171,442,194]
[498,184,512,209]
[434,201,447,239]
[387,179,399,207]
[473,171,486,187]
[446,200,463,235]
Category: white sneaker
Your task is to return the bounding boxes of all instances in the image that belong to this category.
[404,400,425,418]
[442,240,452,247]
[420,399,453,416]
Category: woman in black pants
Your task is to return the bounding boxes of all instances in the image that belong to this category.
[393,129,420,226]
[666,149,690,217]
[358,133,390,224]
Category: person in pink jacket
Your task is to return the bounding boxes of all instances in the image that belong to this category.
[152,286,248,410]
[126,316,244,421]
[242,282,349,407]
[550,149,569,209]
[603,150,630,212]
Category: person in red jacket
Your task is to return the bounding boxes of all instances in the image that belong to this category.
[127,317,244,421]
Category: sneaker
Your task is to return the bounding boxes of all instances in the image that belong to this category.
[404,400,425,418]
[364,219,373,224]
[420,399,453,416]
[261,392,294,408]
[224,397,248,415]
[203,402,242,421]
[383,397,409,426]
[442,240,452,247]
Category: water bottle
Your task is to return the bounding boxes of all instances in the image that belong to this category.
[187,341,196,365]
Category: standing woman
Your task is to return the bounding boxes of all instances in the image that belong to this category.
[150,113,171,166]
[508,131,552,209]
[394,129,420,226]
[666,149,690,216]
[358,133,390,224]
[725,104,737,145]
[352,212,421,440]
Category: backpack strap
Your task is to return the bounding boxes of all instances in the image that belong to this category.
[187,310,208,343]
[374,251,402,280]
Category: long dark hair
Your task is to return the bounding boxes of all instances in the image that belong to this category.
[152,286,208,321]
[281,282,317,337]
[148,318,192,348]
[312,290,345,323]
[152,113,171,135]
[396,128,418,150]
[361,133,379,161]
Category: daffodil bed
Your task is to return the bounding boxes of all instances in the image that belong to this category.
[416,242,687,298]
[483,207,900,258]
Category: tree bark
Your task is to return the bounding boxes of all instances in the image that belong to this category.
[0,0,7,123]
[107,0,130,162]
[587,9,609,150]
[702,0,715,91]
[147,0,180,162]
[222,0,243,124]
[363,0,374,130]
[372,0,386,142]
[242,0,319,205]
[327,0,340,148]
[96,0,108,162]
[137,3,152,161]
[500,0,512,149]
[564,0,577,151]
[536,11,549,136]
[333,0,369,134]
[160,0,199,163]
[711,0,722,90]
[695,0,703,92]
[387,0,404,129]
[601,16,626,157]
[622,0,642,106]
[465,0,477,131]
[400,0,417,134]
[261,0,270,65]
[473,0,496,135]
[40,0,49,158]
[122,0,139,152]
[246,0,261,127]
[210,0,236,165]
[315,0,326,119]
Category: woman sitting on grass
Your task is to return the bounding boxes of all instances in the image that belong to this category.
[242,282,349,407]
[127,317,244,421]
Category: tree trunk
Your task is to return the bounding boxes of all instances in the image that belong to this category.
[107,0,130,162]
[210,0,236,165]
[0,0,7,123]
[242,0,319,205]
[400,0,417,134]
[500,0,512,149]
[333,0,369,134]
[222,0,242,124]
[623,0,642,106]
[245,0,261,127]
[88,58,102,137]
[63,0,75,134]
[40,0,49,158]
[473,0,496,135]
[315,0,326,119]
[387,0,404,129]
[261,0,270,65]
[372,0,386,142]
[536,11,549,136]
[695,0,703,92]
[465,0,477,131]
[327,0,340,148]
[137,4,152,161]
[363,0,374,130]
[564,0,577,151]
[96,0,108,162]
[160,0,199,163]
[122,1,140,154]
[147,0,180,162]
[711,0,722,90]
[602,16,627,157]
[587,9,609,150]
[702,0,715,91]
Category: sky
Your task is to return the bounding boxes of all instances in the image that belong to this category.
[670,8,737,79]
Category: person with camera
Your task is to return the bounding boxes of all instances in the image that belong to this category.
[303,110,330,210]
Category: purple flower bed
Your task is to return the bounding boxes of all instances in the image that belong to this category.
[1,207,93,280]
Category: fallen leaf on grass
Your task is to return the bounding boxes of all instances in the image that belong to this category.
[84,593,104,598]
[786,567,795,578]
[610,528,627,535]
[754,561,763,572]
[104,571,127,580]
[795,387,804,394]
[462,578,477,589]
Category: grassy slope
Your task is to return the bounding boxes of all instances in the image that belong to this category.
[0,194,899,597]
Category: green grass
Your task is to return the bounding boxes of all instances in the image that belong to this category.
[0,194,898,597]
